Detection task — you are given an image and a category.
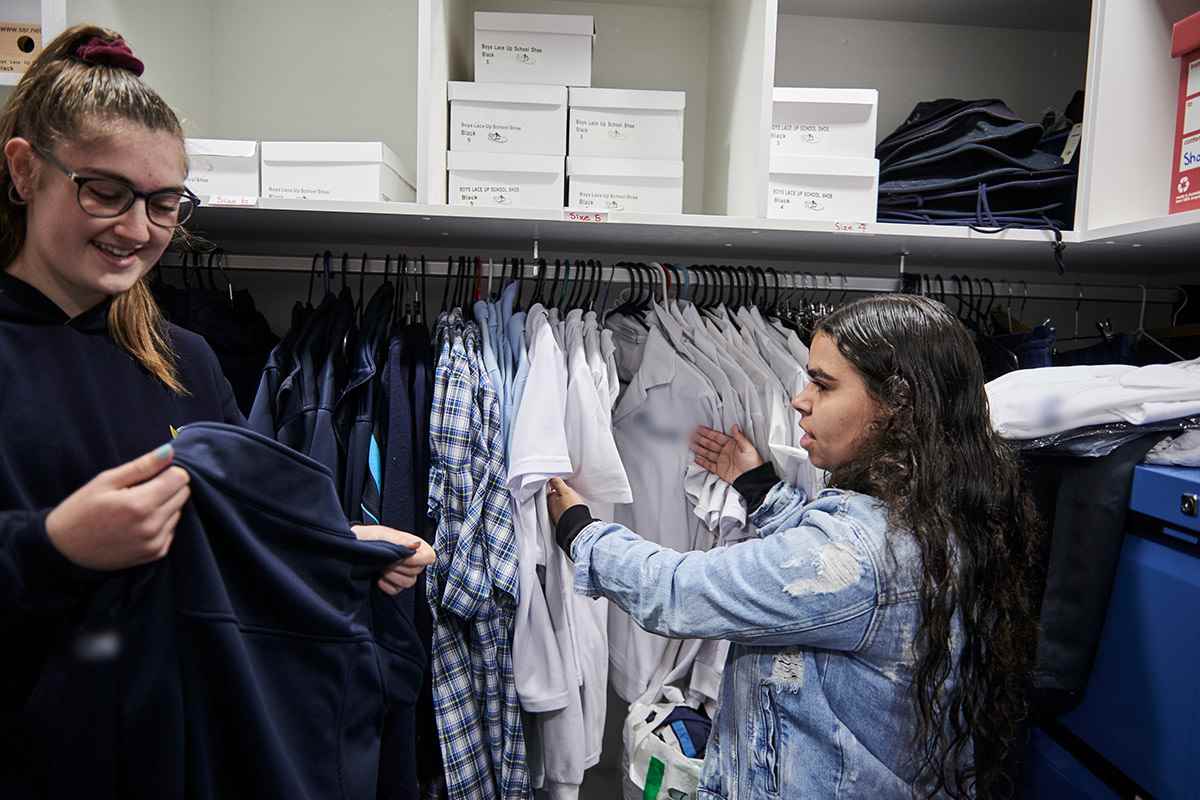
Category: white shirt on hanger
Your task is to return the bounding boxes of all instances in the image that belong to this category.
[543,309,634,798]
[507,305,574,715]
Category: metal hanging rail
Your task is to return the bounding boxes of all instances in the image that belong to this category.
[159,252,1186,306]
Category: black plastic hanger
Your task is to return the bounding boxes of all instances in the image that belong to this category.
[356,252,368,321]
[440,255,455,313]
[530,258,546,307]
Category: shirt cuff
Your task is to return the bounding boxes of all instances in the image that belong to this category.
[732,462,781,513]
[555,504,595,555]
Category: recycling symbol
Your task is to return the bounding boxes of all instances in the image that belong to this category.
[1179,175,1191,194]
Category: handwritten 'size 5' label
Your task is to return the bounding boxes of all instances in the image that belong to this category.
[833,221,869,233]
[563,210,609,223]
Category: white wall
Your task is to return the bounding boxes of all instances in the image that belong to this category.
[775,14,1090,141]
[67,0,215,135]
[66,0,420,172]
[206,0,418,174]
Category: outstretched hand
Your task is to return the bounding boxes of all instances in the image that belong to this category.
[690,425,764,484]
[352,525,436,595]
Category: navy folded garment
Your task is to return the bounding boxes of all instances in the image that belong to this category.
[879,165,1035,196]
[879,171,1077,210]
[880,142,1063,183]
[655,705,713,760]
[20,422,423,800]
[881,118,1044,169]
[877,210,1068,229]
[877,98,1016,157]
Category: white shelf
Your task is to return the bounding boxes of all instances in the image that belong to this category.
[188,200,1105,272]
[418,0,775,216]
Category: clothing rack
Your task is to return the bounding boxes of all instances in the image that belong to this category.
[158,252,1185,306]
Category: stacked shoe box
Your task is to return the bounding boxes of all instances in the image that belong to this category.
[767,88,879,223]
[567,88,686,214]
[446,12,592,210]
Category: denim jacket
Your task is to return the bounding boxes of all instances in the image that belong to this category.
[572,482,963,799]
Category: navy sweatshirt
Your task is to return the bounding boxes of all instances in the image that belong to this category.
[18,422,419,799]
[0,270,243,786]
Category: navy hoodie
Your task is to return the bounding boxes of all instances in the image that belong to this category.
[0,270,243,789]
[16,422,420,799]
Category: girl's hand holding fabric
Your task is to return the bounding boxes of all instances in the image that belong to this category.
[690,424,764,484]
[352,525,437,595]
[546,477,585,526]
[44,443,191,571]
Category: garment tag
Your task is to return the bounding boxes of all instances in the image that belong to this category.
[206,194,258,207]
[0,22,41,73]
[563,210,608,223]
[1060,123,1083,164]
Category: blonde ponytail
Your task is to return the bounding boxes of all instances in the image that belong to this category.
[109,279,187,395]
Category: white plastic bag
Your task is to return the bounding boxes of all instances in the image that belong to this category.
[623,683,706,800]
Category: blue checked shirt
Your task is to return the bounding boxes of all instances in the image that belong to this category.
[428,312,529,800]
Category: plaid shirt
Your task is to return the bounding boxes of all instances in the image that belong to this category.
[428,312,528,800]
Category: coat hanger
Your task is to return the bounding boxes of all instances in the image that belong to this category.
[1136,284,1187,360]
[1173,287,1189,327]
[547,259,562,308]
[582,259,598,308]
[599,263,617,314]
[764,268,781,315]
[980,277,996,332]
[356,252,369,321]
[473,256,484,306]
[440,255,454,313]
[306,253,318,308]
[610,263,647,327]
[589,259,604,310]
[663,263,681,304]
[692,265,707,309]
[566,260,583,309]
[385,254,399,324]
[339,252,351,297]
[207,249,234,305]
[652,262,669,306]
[579,260,593,310]
[949,275,965,320]
[453,255,466,311]
[558,259,575,309]
[1055,284,1104,345]
[516,257,527,312]
[726,266,741,310]
[530,258,546,307]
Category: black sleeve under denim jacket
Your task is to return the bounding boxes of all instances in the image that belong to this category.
[556,461,781,554]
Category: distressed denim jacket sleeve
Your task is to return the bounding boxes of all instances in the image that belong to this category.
[571,483,879,650]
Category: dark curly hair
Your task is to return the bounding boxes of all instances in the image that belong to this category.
[815,295,1041,799]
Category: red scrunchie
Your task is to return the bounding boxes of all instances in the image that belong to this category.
[74,36,144,77]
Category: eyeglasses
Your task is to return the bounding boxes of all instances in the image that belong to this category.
[31,143,200,229]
